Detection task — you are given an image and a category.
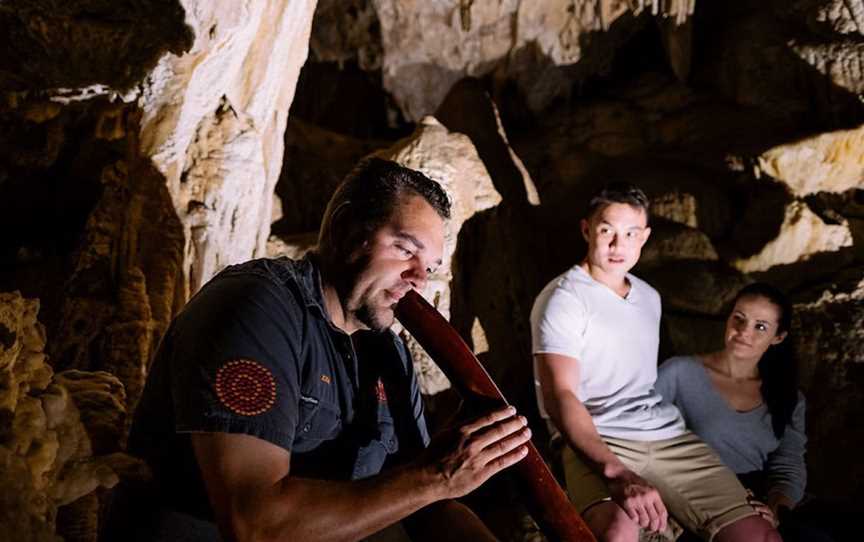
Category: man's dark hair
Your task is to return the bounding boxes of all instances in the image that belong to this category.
[318,157,451,262]
[586,182,650,221]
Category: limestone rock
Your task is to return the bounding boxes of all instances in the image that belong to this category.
[732,200,854,273]
[375,0,517,120]
[435,78,540,206]
[793,277,864,501]
[53,370,126,456]
[695,4,864,128]
[650,191,699,228]
[448,204,558,413]
[309,0,382,70]
[376,116,502,394]
[0,1,193,92]
[275,118,387,236]
[661,312,725,360]
[510,77,739,238]
[0,292,121,542]
[757,124,864,197]
[641,260,750,316]
[48,157,182,419]
[375,0,694,120]
[515,1,620,65]
[180,97,271,293]
[139,0,318,295]
[0,292,51,413]
[266,232,318,260]
[639,220,719,267]
[794,0,864,35]
[1,1,318,422]
[791,41,864,97]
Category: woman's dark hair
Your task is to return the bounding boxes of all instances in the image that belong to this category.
[732,283,798,439]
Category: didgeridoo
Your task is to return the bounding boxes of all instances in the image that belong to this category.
[395,289,596,542]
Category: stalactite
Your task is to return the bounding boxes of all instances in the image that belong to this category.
[460,0,475,32]
[630,0,695,24]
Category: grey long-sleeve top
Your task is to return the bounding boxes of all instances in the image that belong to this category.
[655,355,807,504]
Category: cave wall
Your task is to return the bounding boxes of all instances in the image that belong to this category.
[0,1,862,541]
[280,0,864,518]
[0,1,317,540]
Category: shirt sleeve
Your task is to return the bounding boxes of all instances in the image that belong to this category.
[167,271,306,452]
[655,356,682,405]
[530,284,588,359]
[766,394,807,505]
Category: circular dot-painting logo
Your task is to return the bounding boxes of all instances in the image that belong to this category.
[215,359,277,416]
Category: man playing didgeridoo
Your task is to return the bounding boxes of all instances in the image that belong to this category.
[106,158,532,542]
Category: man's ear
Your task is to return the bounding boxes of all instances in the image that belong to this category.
[580,218,590,242]
[641,226,652,246]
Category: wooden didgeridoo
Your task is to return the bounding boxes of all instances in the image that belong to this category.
[395,290,596,542]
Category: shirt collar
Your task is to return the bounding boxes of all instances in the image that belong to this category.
[283,252,329,313]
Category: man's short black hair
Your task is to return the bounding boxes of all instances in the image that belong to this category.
[318,158,451,261]
[586,182,650,221]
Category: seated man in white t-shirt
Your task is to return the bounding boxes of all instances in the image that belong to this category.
[531,183,781,542]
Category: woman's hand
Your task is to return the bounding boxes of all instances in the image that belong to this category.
[766,490,795,523]
[746,494,778,527]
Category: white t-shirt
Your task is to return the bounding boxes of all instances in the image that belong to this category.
[531,264,685,441]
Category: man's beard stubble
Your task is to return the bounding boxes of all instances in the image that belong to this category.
[354,299,394,333]
[339,246,393,334]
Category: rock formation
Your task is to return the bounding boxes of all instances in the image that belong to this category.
[0,292,127,542]
[1,1,318,539]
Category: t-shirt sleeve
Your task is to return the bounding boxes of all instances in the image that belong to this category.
[766,393,808,505]
[167,272,306,452]
[655,356,683,405]
[530,284,587,359]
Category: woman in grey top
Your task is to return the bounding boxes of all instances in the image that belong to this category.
[657,283,837,542]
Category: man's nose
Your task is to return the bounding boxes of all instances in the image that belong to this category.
[403,263,429,289]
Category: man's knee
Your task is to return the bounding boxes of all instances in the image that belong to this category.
[583,502,640,542]
[715,515,781,542]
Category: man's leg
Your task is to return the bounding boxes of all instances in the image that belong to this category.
[562,446,641,542]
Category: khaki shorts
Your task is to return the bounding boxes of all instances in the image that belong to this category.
[562,431,757,541]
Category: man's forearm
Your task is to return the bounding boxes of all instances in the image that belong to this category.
[231,463,444,542]
[546,391,626,479]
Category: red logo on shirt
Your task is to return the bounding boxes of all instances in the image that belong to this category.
[215,359,277,416]
[375,379,387,403]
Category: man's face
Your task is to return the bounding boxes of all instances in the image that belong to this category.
[581,202,651,278]
[346,194,445,332]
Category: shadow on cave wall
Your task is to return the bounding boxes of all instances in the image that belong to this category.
[0,1,193,92]
[0,97,185,427]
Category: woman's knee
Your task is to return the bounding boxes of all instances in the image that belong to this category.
[715,515,782,542]
[604,521,641,542]
[583,502,640,542]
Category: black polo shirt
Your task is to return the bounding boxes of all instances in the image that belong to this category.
[123,255,429,529]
